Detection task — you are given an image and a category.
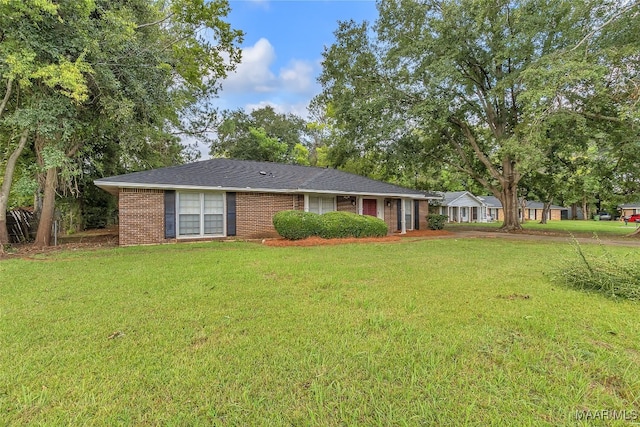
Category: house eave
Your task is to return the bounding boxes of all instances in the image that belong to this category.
[93,181,437,200]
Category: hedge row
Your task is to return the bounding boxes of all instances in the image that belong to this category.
[273,210,388,240]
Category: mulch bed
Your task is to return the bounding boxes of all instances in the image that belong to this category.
[263,229,453,247]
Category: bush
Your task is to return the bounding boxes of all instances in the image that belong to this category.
[427,214,448,230]
[318,211,388,239]
[317,211,354,239]
[272,210,322,240]
[551,239,640,300]
[273,210,388,240]
[359,214,389,237]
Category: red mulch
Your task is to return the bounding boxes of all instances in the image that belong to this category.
[262,229,453,247]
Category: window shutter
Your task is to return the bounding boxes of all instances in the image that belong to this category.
[414,200,420,230]
[226,192,236,236]
[396,199,402,231]
[164,190,176,238]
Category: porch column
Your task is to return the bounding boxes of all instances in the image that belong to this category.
[401,199,407,234]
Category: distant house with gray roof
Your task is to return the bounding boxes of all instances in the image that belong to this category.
[95,158,440,245]
[619,202,640,218]
[437,191,489,223]
[437,192,568,223]
[476,196,567,222]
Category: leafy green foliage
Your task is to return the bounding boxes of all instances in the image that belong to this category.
[272,210,322,240]
[0,0,244,243]
[318,211,387,239]
[210,106,309,164]
[552,239,640,300]
[427,214,448,230]
[273,210,388,240]
[318,0,640,231]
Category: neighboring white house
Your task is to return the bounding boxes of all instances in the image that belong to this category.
[438,191,489,223]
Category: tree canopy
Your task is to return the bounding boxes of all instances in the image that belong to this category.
[318,0,640,230]
[209,106,310,164]
[0,0,243,244]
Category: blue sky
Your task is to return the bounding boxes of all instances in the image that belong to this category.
[218,0,378,118]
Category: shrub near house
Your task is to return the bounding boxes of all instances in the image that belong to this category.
[273,210,388,240]
[272,211,322,240]
[427,214,448,230]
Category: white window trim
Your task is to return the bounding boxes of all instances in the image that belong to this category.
[176,191,226,239]
[304,194,336,214]
[403,199,414,232]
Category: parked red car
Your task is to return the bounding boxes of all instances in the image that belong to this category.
[627,213,640,223]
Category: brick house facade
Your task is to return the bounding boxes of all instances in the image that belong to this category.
[97,159,440,246]
[118,190,432,246]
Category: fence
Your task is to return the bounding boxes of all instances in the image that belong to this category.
[6,209,34,243]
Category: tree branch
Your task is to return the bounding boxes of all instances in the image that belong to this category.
[136,13,174,30]
[448,116,502,182]
[0,78,13,119]
[572,1,640,52]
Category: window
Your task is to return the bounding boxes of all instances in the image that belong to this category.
[177,192,224,237]
[307,195,335,214]
[404,199,413,230]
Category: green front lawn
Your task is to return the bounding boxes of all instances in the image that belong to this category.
[1,239,638,425]
[450,218,638,236]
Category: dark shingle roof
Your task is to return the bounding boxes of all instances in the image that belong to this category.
[619,201,640,208]
[477,196,566,210]
[95,158,438,198]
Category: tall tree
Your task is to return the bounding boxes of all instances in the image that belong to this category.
[210,106,309,164]
[318,0,640,231]
[0,0,243,245]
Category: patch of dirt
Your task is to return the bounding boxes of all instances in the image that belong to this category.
[497,293,531,300]
[262,229,453,247]
[1,227,118,260]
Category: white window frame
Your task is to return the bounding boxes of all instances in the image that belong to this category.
[304,194,336,214]
[403,199,414,231]
[176,191,226,238]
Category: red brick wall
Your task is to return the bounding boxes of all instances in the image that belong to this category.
[337,196,357,213]
[236,192,298,239]
[119,188,168,246]
[383,199,398,233]
[418,201,429,230]
[117,190,431,244]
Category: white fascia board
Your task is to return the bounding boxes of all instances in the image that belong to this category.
[94,180,436,200]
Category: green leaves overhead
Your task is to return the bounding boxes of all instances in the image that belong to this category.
[210,106,309,165]
[319,0,640,229]
[0,0,244,244]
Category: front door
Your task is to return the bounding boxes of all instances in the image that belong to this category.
[362,199,377,217]
[461,207,468,222]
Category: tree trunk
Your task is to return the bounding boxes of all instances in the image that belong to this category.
[519,197,527,223]
[500,183,522,231]
[582,197,590,221]
[539,201,552,224]
[33,167,58,247]
[0,129,29,244]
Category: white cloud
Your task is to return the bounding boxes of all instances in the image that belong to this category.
[221,38,318,96]
[222,38,278,93]
[279,60,315,94]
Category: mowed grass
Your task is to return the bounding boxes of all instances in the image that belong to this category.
[1,238,639,425]
[450,219,638,237]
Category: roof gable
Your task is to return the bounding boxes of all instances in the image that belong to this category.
[441,191,484,206]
